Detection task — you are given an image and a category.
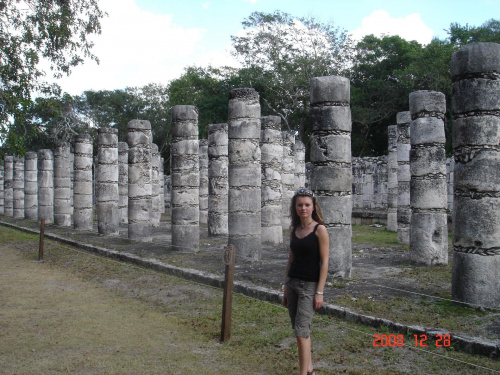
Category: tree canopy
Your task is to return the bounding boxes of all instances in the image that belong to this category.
[2,7,500,161]
[0,0,105,154]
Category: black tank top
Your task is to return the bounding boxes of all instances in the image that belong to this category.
[288,224,321,282]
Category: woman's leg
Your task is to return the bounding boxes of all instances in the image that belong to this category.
[297,336,313,375]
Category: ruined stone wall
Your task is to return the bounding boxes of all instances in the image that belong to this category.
[351,156,388,211]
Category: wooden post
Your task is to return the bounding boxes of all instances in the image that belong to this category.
[221,244,236,342]
[38,219,45,262]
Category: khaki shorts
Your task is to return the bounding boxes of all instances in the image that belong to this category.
[286,277,318,338]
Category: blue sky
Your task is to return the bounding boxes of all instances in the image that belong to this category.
[53,0,500,95]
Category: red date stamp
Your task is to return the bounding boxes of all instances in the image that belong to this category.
[372,334,451,347]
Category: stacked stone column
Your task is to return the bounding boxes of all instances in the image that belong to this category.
[24,152,38,220]
[451,42,500,308]
[118,142,129,224]
[97,128,119,235]
[310,76,352,278]
[171,106,200,251]
[281,132,295,229]
[397,112,411,244]
[151,143,161,227]
[409,91,448,265]
[37,150,54,223]
[53,143,72,226]
[160,157,165,215]
[228,88,261,260]
[4,155,13,216]
[199,139,209,225]
[0,164,4,215]
[208,123,229,236]
[446,157,455,212]
[294,140,306,190]
[387,125,398,231]
[260,116,283,245]
[13,156,25,218]
[73,134,94,231]
[128,120,153,241]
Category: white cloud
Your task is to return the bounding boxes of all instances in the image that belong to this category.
[52,0,206,95]
[349,10,434,45]
[201,1,210,9]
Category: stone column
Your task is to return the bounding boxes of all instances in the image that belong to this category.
[387,125,398,232]
[69,151,74,210]
[294,140,306,190]
[260,116,283,245]
[208,123,229,236]
[53,143,72,226]
[446,157,454,212]
[118,142,129,224]
[24,152,38,220]
[409,90,448,265]
[128,120,152,242]
[451,42,500,308]
[73,134,94,231]
[151,143,161,227]
[160,157,165,215]
[164,175,171,214]
[310,76,352,278]
[97,128,119,235]
[4,155,13,217]
[281,132,295,229]
[0,164,4,215]
[171,105,199,251]
[199,139,209,225]
[37,150,54,223]
[13,156,25,218]
[228,88,261,260]
[397,112,411,244]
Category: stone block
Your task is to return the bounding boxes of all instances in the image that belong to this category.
[410,146,447,177]
[310,134,351,163]
[310,166,351,191]
[410,117,446,145]
[452,79,500,114]
[310,106,352,132]
[452,251,500,308]
[409,90,446,115]
[410,212,448,265]
[454,151,500,192]
[453,195,500,249]
[451,42,500,78]
[452,115,500,148]
[410,178,447,209]
[310,76,350,104]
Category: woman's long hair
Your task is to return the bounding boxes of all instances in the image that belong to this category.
[289,189,325,230]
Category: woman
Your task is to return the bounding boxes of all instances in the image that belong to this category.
[283,188,329,375]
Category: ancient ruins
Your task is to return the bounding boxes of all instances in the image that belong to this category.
[0,42,498,308]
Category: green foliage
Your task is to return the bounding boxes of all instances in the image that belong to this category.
[166,65,248,139]
[231,10,353,139]
[0,0,105,154]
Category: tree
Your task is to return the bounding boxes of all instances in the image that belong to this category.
[230,11,353,139]
[0,0,105,152]
[447,19,500,46]
[350,35,422,156]
[166,65,246,139]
